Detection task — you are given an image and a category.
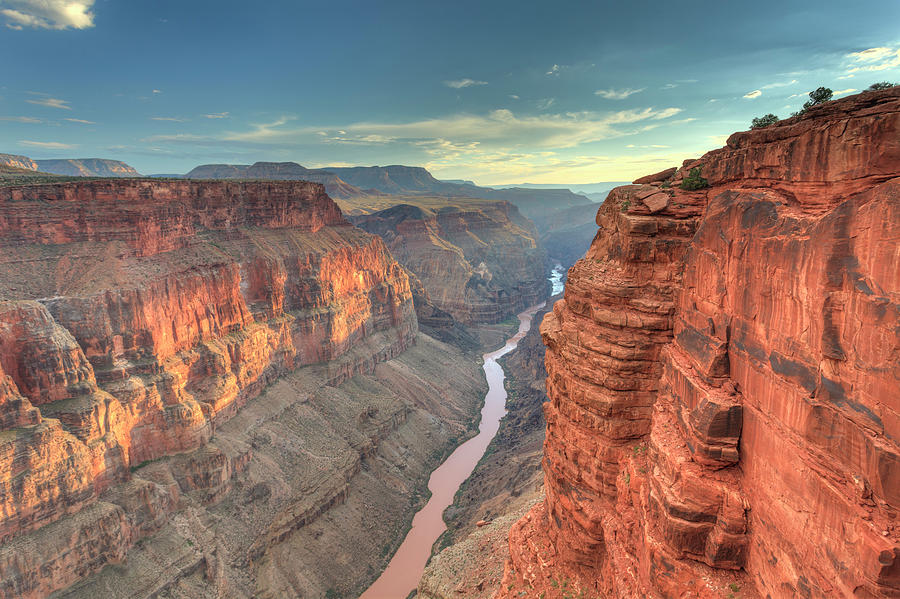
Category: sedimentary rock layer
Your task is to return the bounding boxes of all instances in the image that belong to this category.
[499,87,900,598]
[0,179,418,598]
[351,201,548,323]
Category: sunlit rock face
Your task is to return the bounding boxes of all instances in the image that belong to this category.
[498,88,900,599]
[351,200,548,324]
[0,179,417,598]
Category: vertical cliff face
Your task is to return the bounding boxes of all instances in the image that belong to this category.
[351,200,548,324]
[0,180,418,597]
[500,88,900,598]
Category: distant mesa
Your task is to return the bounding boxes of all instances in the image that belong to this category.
[183,161,368,199]
[0,153,141,178]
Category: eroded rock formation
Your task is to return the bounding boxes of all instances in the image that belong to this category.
[498,88,900,598]
[0,179,422,597]
[351,201,548,324]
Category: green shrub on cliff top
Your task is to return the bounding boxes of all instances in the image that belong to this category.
[751,113,779,129]
[867,81,897,91]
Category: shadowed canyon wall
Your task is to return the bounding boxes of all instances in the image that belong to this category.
[0,179,435,597]
[497,88,899,598]
[351,201,549,324]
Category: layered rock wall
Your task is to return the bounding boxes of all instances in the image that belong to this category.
[0,179,417,597]
[351,201,548,323]
[500,88,900,598]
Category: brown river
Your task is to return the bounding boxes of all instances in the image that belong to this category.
[359,302,547,599]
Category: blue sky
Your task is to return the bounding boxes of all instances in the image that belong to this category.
[1,0,898,184]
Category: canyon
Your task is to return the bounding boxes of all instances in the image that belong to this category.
[351,201,548,324]
[0,178,497,598]
[477,86,900,599]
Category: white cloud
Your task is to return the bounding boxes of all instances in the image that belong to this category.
[546,64,560,76]
[1,0,94,29]
[19,140,76,149]
[204,112,230,119]
[444,78,488,89]
[537,98,555,110]
[152,116,189,122]
[508,94,520,100]
[26,96,71,109]
[595,87,644,100]
[64,118,94,124]
[152,89,162,94]
[762,79,798,89]
[743,90,762,99]
[833,88,858,97]
[846,46,900,73]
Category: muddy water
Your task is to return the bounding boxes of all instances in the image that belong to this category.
[359,302,547,599]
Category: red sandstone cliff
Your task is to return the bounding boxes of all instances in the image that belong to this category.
[0,179,417,597]
[498,88,900,598]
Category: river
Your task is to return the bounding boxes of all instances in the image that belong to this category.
[358,301,547,599]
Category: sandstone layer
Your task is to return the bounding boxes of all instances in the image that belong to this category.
[352,201,549,324]
[0,179,421,598]
[498,88,900,598]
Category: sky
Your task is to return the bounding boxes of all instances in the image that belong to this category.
[0,0,899,185]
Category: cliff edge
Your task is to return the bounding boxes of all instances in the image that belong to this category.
[498,87,900,598]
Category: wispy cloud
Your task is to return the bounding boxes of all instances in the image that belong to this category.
[19,140,76,149]
[64,117,94,124]
[0,116,43,123]
[762,79,798,89]
[444,78,488,89]
[537,98,556,110]
[185,107,686,151]
[743,90,762,99]
[846,46,900,73]
[152,89,162,94]
[833,88,858,97]
[508,94,520,100]
[1,0,94,30]
[595,87,644,100]
[204,112,230,119]
[26,96,71,109]
[152,116,189,122]
[546,64,560,76]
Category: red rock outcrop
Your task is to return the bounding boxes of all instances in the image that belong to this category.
[499,88,900,598]
[0,179,416,598]
[351,201,548,323]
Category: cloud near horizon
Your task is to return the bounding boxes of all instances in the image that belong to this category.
[139,105,687,183]
[207,106,685,151]
[1,0,94,29]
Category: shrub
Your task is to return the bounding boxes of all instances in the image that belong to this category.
[801,86,833,112]
[867,81,897,91]
[751,113,779,129]
[679,167,709,191]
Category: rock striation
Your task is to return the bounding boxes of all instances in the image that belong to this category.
[0,179,418,598]
[498,88,900,598]
[351,201,548,324]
